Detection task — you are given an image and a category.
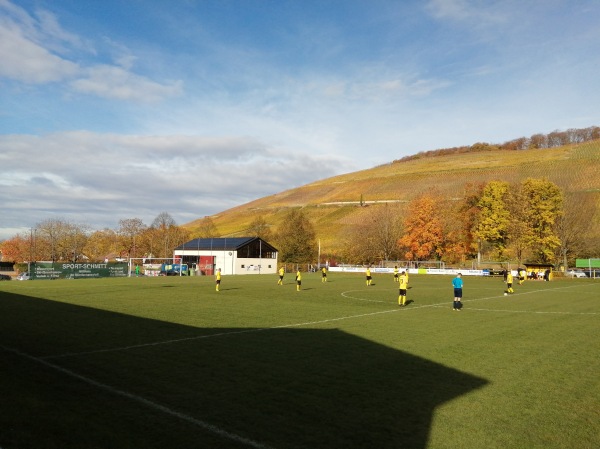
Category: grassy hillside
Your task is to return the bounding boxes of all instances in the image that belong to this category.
[185,140,600,255]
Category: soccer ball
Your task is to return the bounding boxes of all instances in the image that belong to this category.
[504,293,508,296]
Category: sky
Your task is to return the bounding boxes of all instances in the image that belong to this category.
[1,0,599,240]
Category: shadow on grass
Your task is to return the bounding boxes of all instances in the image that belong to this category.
[0,291,488,449]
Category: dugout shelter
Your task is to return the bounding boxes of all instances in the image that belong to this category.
[524,263,553,280]
[173,237,278,276]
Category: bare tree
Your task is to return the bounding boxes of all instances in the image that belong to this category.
[247,216,272,241]
[195,216,219,238]
[118,218,147,258]
[149,212,189,258]
[152,212,177,229]
[555,193,596,269]
[370,204,403,261]
[340,221,375,265]
[64,222,91,262]
[36,218,89,262]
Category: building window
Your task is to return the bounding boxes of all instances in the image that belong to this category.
[237,240,277,259]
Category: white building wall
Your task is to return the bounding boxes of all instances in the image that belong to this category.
[236,257,278,275]
[173,249,277,276]
[213,251,235,276]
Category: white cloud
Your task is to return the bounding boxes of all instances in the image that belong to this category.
[0,0,182,102]
[0,21,80,83]
[425,0,509,23]
[426,0,473,20]
[0,131,349,236]
[34,8,89,53]
[71,65,183,102]
[1,0,599,241]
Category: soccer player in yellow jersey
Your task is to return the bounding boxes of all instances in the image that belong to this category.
[278,266,285,285]
[398,271,408,306]
[393,266,399,282]
[518,268,525,285]
[321,266,327,282]
[215,268,221,291]
[366,267,372,286]
[296,270,302,291]
[506,271,514,294]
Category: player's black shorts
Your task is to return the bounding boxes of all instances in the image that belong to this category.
[399,289,407,296]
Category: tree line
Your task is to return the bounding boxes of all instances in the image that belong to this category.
[333,177,596,269]
[0,209,316,267]
[394,125,600,163]
[2,177,596,270]
[1,212,189,264]
[252,176,596,270]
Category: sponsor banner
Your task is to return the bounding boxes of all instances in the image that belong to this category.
[328,267,484,276]
[31,262,128,280]
[329,267,414,274]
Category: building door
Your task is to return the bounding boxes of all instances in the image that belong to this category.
[199,255,215,275]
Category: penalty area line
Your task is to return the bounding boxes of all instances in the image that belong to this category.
[1,344,275,449]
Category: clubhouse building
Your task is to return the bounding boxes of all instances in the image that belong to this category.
[173,237,278,276]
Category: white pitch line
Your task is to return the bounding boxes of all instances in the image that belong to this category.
[43,283,598,360]
[341,282,600,311]
[341,290,386,303]
[430,304,599,315]
[43,306,410,360]
[42,328,273,360]
[2,345,275,449]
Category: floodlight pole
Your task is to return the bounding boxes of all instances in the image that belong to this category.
[318,239,321,269]
[180,241,184,276]
[259,239,262,274]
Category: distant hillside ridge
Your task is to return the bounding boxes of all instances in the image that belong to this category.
[185,137,600,255]
[393,125,600,164]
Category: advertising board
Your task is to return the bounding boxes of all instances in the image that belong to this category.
[31,262,128,280]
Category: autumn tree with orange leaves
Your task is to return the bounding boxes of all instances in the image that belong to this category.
[0,234,30,263]
[398,193,445,261]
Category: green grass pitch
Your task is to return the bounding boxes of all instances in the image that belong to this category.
[1,273,599,449]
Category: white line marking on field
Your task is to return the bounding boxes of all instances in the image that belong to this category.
[42,283,598,360]
[42,328,272,360]
[2,345,275,449]
[342,282,599,307]
[430,305,599,315]
[341,290,386,303]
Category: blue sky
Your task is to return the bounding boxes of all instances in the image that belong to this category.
[1,0,599,240]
